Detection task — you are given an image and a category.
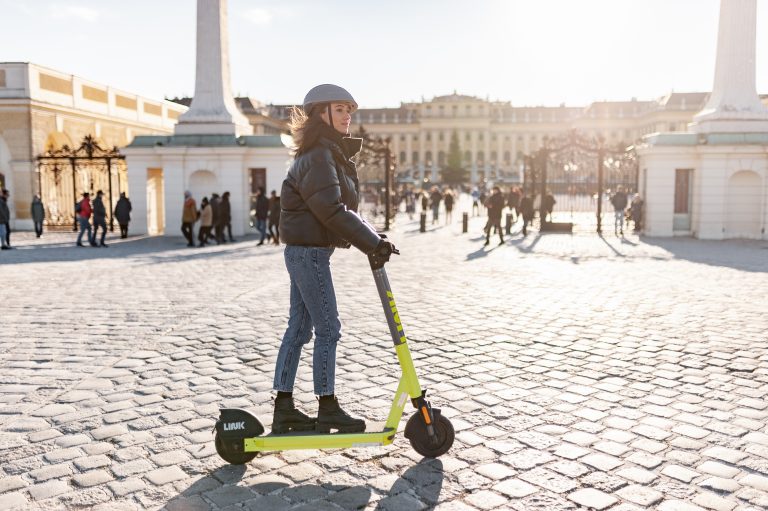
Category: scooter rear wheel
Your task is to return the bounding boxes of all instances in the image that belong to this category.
[405,412,455,458]
[214,433,257,465]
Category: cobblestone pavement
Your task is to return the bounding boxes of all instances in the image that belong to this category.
[1,208,767,511]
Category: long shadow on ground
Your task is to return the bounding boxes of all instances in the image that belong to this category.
[163,459,444,510]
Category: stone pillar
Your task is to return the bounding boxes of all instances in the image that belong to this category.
[483,130,491,182]
[431,131,438,182]
[470,131,478,184]
[692,0,768,133]
[418,131,426,184]
[405,133,413,177]
[125,156,150,235]
[175,0,253,136]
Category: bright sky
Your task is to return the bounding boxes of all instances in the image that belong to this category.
[2,0,767,108]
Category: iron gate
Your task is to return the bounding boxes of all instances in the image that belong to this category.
[36,135,127,231]
[523,130,638,233]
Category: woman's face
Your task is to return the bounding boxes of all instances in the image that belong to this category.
[321,102,353,135]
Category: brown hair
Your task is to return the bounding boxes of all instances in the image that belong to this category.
[288,105,328,156]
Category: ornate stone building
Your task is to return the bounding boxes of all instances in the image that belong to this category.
[0,62,186,229]
[347,92,711,186]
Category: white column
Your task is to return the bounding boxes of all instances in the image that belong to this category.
[124,153,150,235]
[484,130,491,182]
[418,131,426,183]
[692,0,768,133]
[496,132,504,179]
[175,0,253,136]
[162,155,186,237]
[431,131,438,182]
[405,133,413,173]
[218,153,247,236]
[470,131,478,184]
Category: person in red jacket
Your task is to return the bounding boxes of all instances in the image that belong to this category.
[76,192,95,247]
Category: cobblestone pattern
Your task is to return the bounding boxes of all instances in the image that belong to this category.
[1,204,767,510]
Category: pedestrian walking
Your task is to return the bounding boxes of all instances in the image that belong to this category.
[429,186,442,225]
[75,192,95,247]
[443,189,454,225]
[610,186,628,236]
[272,83,394,434]
[520,192,535,236]
[181,191,197,247]
[254,187,268,245]
[92,190,108,247]
[209,193,223,244]
[1,189,11,247]
[471,187,480,216]
[484,186,505,246]
[0,190,10,250]
[630,193,643,233]
[268,189,280,245]
[507,186,521,223]
[220,191,234,242]
[31,195,45,238]
[404,187,415,220]
[114,192,132,239]
[542,189,556,223]
[198,197,212,246]
[420,190,429,213]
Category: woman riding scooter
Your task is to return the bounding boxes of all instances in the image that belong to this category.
[273,84,396,434]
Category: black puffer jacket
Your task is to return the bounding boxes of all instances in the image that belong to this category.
[280,136,380,253]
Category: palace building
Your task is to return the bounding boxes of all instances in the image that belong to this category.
[4,60,763,235]
[0,62,186,230]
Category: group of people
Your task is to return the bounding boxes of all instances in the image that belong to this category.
[74,191,132,247]
[482,185,540,244]
[180,188,282,248]
[181,191,235,247]
[610,186,644,235]
[252,187,281,246]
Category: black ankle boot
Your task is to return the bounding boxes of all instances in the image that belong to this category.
[316,395,366,433]
[272,395,316,434]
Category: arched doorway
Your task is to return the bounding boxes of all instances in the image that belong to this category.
[725,170,762,239]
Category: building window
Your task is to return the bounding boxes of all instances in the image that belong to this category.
[438,132,444,142]
[490,151,497,164]
[400,135,406,142]
[425,151,433,165]
[438,151,445,166]
[465,133,471,142]
[426,133,431,142]
[478,133,484,142]
[452,105,458,117]
[504,151,511,164]
[464,151,472,164]
[412,151,419,163]
[477,151,485,164]
[399,151,406,164]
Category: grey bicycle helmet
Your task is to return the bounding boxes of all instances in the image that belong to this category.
[302,84,358,114]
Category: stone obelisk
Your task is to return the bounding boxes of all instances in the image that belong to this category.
[175,0,253,136]
[692,0,768,133]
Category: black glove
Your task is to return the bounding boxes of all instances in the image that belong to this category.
[374,239,398,257]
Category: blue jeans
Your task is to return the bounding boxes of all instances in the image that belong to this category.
[614,210,624,233]
[256,218,267,242]
[76,217,92,245]
[273,246,340,396]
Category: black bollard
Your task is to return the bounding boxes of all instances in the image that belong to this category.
[505,213,512,234]
[420,212,426,233]
[462,212,468,233]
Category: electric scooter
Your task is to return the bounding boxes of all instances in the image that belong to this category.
[213,244,455,464]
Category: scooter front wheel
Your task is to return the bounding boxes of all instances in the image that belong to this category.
[404,412,455,458]
[214,433,257,465]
